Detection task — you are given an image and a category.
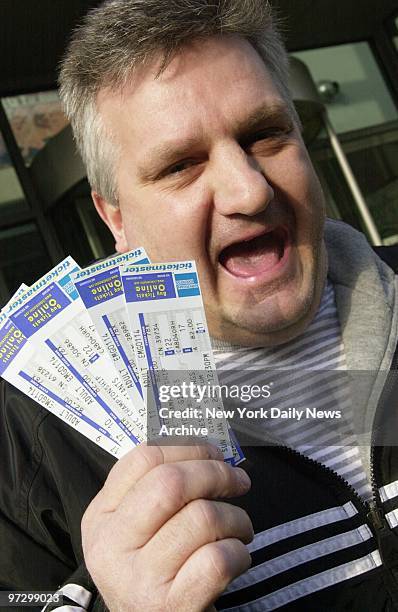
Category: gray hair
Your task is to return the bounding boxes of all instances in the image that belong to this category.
[59,0,294,207]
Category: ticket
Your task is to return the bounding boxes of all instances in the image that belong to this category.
[5,258,142,453]
[4,258,78,318]
[72,249,149,418]
[13,284,29,298]
[121,261,234,461]
[0,316,123,457]
[0,271,123,457]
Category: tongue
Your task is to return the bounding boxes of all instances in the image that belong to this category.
[220,232,283,277]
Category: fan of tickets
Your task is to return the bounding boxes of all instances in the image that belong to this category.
[0,249,243,465]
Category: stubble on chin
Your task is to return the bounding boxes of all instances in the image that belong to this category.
[208,239,328,348]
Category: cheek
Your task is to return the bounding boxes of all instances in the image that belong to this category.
[278,147,323,200]
[285,163,325,228]
[120,193,209,260]
[297,161,325,218]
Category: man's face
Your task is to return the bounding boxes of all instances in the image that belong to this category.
[95,35,327,346]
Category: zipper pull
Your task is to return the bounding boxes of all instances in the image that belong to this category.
[368,504,398,571]
[368,504,384,531]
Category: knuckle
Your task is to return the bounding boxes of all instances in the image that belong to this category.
[155,463,186,504]
[206,540,250,583]
[104,444,163,490]
[211,458,235,488]
[134,443,165,470]
[188,498,218,533]
[206,543,233,582]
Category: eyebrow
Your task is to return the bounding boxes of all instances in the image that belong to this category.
[137,102,293,181]
[234,103,293,139]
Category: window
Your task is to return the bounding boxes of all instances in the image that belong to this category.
[292,42,398,244]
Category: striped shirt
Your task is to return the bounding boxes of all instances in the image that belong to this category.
[213,279,372,502]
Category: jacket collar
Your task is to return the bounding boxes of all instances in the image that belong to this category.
[325,218,397,373]
[325,219,398,462]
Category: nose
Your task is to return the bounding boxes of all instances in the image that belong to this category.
[212,144,274,217]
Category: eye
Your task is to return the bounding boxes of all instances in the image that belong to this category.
[255,127,288,142]
[254,129,278,140]
[166,159,197,175]
[241,125,294,149]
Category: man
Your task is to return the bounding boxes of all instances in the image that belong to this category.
[1,1,398,610]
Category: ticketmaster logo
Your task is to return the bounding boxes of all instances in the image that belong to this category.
[125,262,193,274]
[4,259,74,313]
[74,248,146,279]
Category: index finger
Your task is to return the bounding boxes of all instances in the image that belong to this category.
[99,441,223,509]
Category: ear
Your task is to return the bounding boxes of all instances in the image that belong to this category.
[91,191,128,253]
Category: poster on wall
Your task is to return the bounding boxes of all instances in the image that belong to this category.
[0,90,68,168]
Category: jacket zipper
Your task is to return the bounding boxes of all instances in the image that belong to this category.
[278,440,398,609]
[369,345,398,522]
[276,346,398,605]
[367,347,398,610]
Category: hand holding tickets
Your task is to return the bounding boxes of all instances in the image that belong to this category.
[0,249,244,464]
[1,253,251,609]
[82,443,252,612]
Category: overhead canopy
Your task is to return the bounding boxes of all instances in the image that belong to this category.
[0,0,397,97]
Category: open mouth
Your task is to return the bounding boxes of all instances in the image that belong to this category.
[218,227,290,278]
